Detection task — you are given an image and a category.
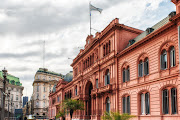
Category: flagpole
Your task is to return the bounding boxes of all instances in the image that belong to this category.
[89,1,91,35]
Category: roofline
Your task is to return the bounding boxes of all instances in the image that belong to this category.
[71,19,143,66]
[117,15,177,58]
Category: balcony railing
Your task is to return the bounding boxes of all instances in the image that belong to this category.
[98,84,112,93]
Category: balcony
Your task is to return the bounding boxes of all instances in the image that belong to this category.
[91,88,98,95]
[72,94,83,100]
[98,84,112,93]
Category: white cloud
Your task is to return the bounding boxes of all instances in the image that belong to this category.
[0,0,175,99]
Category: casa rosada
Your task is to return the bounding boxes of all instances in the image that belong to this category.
[49,0,180,119]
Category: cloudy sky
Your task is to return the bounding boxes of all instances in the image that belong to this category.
[0,0,175,98]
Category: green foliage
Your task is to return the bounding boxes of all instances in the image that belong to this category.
[102,112,135,120]
[56,99,84,119]
[62,99,84,111]
[56,109,65,118]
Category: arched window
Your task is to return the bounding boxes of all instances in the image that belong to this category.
[144,58,149,75]
[170,46,175,67]
[123,95,130,114]
[122,66,130,82]
[106,97,110,113]
[162,87,177,114]
[138,60,143,77]
[161,50,167,70]
[127,66,130,81]
[123,68,126,83]
[105,69,110,85]
[140,92,150,115]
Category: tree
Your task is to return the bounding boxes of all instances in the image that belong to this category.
[58,99,84,119]
[56,109,65,120]
[101,112,135,120]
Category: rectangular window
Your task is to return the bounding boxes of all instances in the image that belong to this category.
[144,61,149,75]
[123,69,126,83]
[75,88,78,96]
[145,93,150,114]
[126,68,130,81]
[107,74,110,84]
[96,79,98,88]
[44,87,45,92]
[139,62,143,77]
[123,97,126,113]
[163,89,169,114]
[141,94,145,114]
[11,94,13,101]
[161,53,167,70]
[16,95,18,101]
[127,96,130,114]
[37,86,39,92]
[105,75,107,85]
[171,88,177,114]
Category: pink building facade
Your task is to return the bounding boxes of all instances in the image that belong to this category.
[49,1,180,120]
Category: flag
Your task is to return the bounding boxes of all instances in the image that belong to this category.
[90,4,103,14]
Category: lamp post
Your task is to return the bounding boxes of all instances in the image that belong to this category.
[7,90,10,120]
[1,67,7,120]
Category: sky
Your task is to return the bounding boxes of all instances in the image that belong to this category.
[0,0,175,99]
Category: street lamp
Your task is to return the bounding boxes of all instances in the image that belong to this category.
[7,90,11,120]
[1,67,8,120]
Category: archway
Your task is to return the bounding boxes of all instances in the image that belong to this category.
[85,81,93,119]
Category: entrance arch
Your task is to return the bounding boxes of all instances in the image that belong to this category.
[85,81,93,119]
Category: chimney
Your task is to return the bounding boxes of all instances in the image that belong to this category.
[172,0,180,14]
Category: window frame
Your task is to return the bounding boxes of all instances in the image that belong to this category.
[122,95,130,114]
[161,50,167,70]
[140,92,150,115]
[170,46,176,67]
[162,87,177,115]
[105,69,110,85]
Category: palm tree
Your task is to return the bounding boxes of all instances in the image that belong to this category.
[61,99,84,119]
[102,112,135,120]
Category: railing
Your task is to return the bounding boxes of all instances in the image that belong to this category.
[98,84,112,93]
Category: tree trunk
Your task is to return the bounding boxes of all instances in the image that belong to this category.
[70,109,73,119]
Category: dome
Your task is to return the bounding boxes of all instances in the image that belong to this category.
[64,71,73,82]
